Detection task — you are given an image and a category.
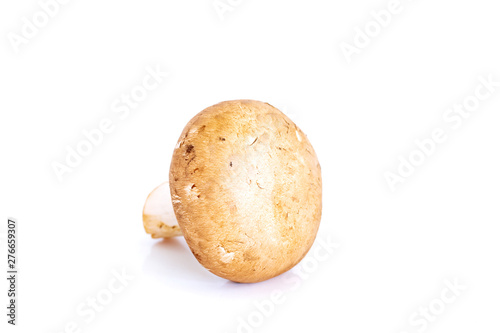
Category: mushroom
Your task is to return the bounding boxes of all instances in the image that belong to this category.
[143,100,322,283]
[143,181,182,239]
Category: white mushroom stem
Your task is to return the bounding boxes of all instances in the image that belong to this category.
[143,181,183,239]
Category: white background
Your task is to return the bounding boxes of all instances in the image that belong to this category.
[1,0,500,332]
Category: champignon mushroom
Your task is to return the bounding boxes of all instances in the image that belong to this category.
[143,181,182,239]
[143,100,322,283]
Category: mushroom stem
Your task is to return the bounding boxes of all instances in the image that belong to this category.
[143,182,183,239]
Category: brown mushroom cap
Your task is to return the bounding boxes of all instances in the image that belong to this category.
[169,100,322,283]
